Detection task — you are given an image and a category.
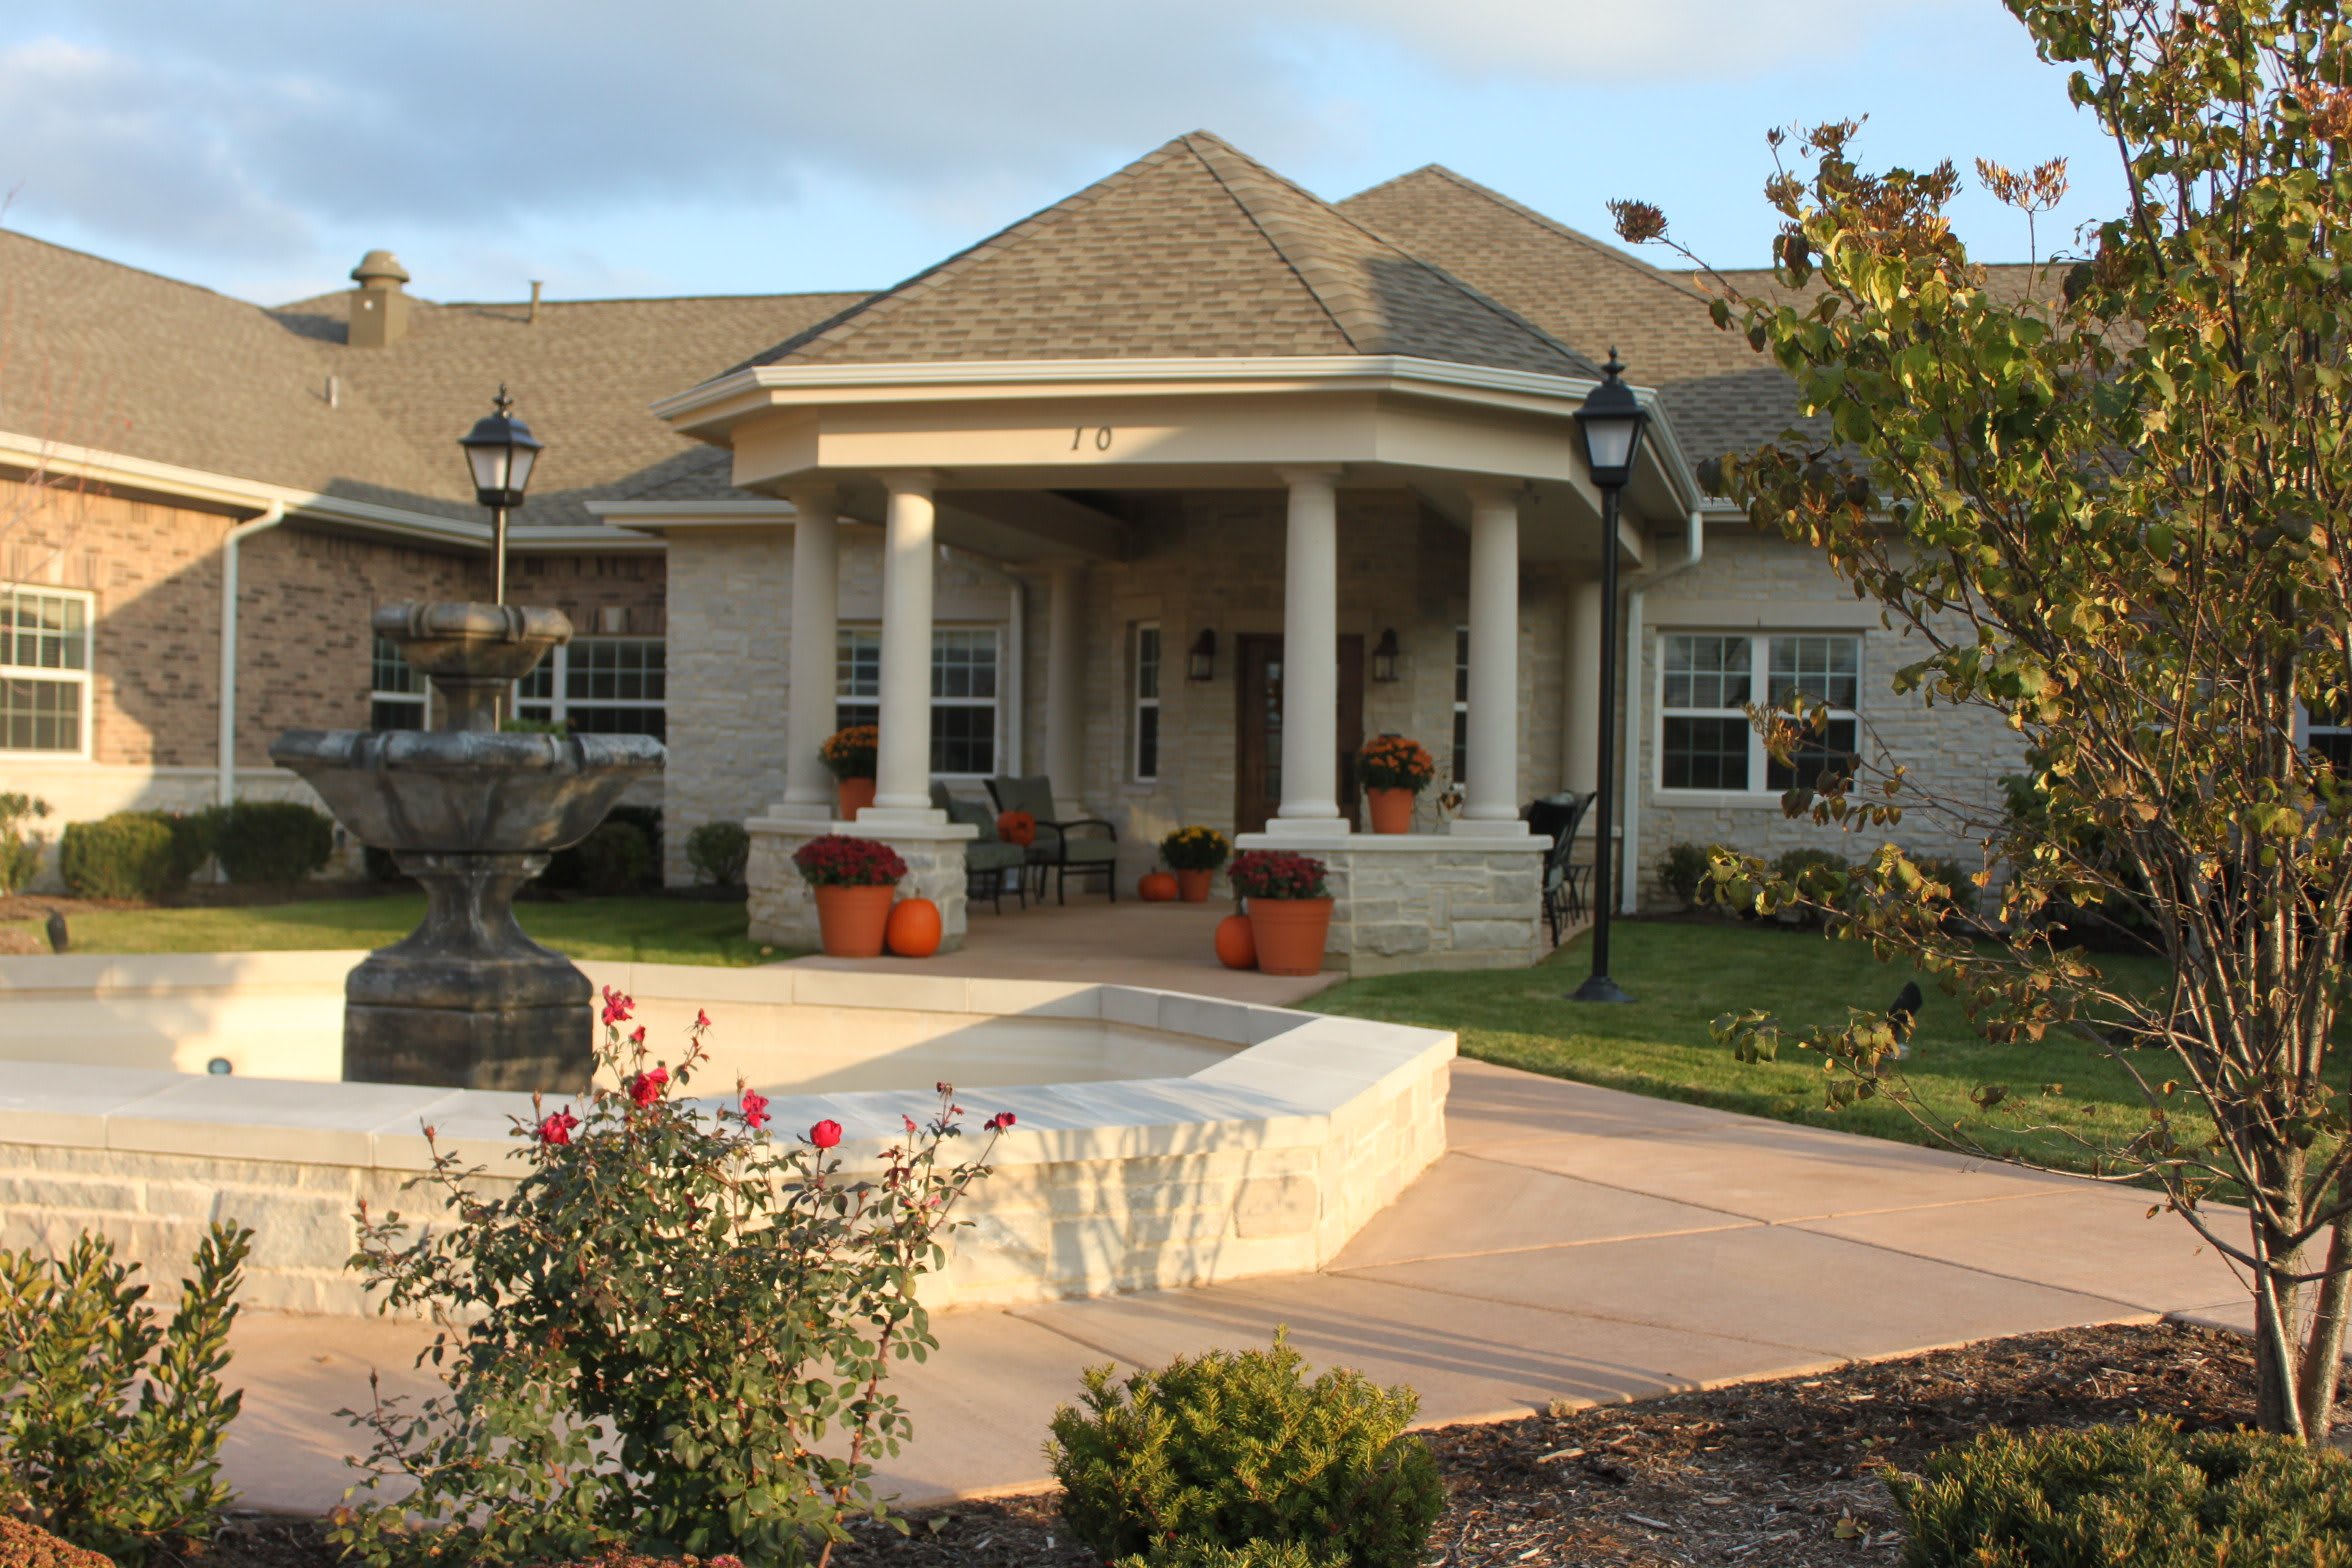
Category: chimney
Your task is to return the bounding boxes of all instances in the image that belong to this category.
[348,249,412,348]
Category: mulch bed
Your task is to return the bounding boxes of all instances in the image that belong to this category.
[189,1320,2270,1568]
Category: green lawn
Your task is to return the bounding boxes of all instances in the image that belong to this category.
[1310,918,2201,1178]
[9,894,779,968]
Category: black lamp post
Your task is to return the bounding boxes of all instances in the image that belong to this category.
[1570,350,1648,1004]
[458,384,544,605]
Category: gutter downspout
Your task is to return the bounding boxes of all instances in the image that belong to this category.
[1618,507,1706,915]
[218,502,288,807]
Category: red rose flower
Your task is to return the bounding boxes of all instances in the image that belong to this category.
[600,986,635,1027]
[986,1111,1017,1132]
[741,1089,771,1131]
[629,1025,647,1046]
[809,1118,843,1149]
[538,1107,579,1146]
[694,1008,712,1031]
[628,1067,669,1108]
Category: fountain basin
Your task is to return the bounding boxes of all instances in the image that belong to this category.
[269,729,664,855]
[0,954,1452,1312]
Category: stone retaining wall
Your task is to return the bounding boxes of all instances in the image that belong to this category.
[1235,831,1549,975]
[745,817,973,952]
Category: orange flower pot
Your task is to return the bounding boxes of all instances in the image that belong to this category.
[1247,897,1333,976]
[1367,787,1415,835]
[1175,868,1214,903]
[886,896,943,958]
[1139,871,1179,902]
[1214,913,1258,970]
[813,884,895,958]
[836,777,876,820]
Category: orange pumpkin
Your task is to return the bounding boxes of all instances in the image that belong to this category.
[1139,871,1179,902]
[1214,913,1258,970]
[885,897,943,958]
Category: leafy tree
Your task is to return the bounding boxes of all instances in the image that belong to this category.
[1611,0,2352,1437]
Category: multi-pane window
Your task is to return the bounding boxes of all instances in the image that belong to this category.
[836,626,1001,777]
[2308,699,2352,773]
[1660,632,1861,793]
[514,637,666,739]
[0,584,92,754]
[1451,625,1470,785]
[370,635,428,731]
[1134,622,1161,782]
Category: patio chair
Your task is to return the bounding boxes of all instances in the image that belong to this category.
[933,783,1026,913]
[1526,791,1594,947]
[986,774,1119,904]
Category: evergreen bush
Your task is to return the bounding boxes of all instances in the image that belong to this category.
[0,794,49,896]
[572,820,654,894]
[57,814,178,901]
[212,801,334,887]
[1894,1419,2352,1567]
[1115,1539,1331,1568]
[1046,1331,1442,1568]
[0,1224,251,1565]
[1657,842,1710,908]
[684,820,750,887]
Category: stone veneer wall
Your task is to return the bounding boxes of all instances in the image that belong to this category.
[0,971,1452,1314]
[1238,832,1549,975]
[744,818,972,952]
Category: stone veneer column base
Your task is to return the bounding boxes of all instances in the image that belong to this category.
[746,813,977,953]
[1234,828,1548,976]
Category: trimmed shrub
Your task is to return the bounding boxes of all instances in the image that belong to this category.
[0,793,50,896]
[1894,1419,2352,1567]
[213,801,334,887]
[684,820,750,888]
[58,814,178,901]
[1047,1331,1443,1568]
[571,821,654,895]
[1658,842,1710,908]
[0,1223,252,1565]
[1117,1541,1331,1568]
[546,805,662,892]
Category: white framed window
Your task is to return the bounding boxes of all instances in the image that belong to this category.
[1451,625,1470,784]
[835,625,1001,778]
[2307,700,2352,773]
[1133,621,1161,782]
[515,636,666,739]
[0,583,93,756]
[1658,631,1860,793]
[370,635,429,731]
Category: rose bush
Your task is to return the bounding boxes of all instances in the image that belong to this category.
[334,994,1012,1568]
[1227,850,1328,902]
[789,834,908,889]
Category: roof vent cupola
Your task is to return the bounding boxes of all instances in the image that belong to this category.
[348,249,412,348]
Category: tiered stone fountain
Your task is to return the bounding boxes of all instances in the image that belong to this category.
[271,602,664,1090]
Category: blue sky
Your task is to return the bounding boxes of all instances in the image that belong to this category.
[2,2,2121,307]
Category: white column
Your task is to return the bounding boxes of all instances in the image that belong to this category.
[779,488,838,819]
[1562,573,1604,795]
[1046,562,1085,801]
[1459,484,1529,833]
[871,471,940,820]
[1275,468,1345,833]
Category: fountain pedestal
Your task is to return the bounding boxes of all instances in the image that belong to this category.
[271,603,664,1091]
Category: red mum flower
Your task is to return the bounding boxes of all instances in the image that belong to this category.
[809,1118,843,1150]
[741,1089,771,1131]
[628,1067,669,1108]
[538,1107,579,1146]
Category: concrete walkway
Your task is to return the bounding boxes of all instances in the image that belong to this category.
[220,1059,2248,1516]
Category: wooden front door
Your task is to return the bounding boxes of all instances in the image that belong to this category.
[1234,633,1364,836]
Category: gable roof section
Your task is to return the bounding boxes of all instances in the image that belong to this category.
[1339,164,1817,464]
[743,132,1596,379]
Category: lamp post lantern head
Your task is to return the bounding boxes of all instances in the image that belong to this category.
[459,385,545,511]
[1574,350,1649,494]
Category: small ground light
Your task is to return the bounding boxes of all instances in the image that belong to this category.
[206,1057,233,1076]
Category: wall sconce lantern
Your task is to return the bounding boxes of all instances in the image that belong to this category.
[1371,627,1401,683]
[1187,629,1217,682]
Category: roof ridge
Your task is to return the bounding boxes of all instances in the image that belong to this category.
[1179,133,1365,353]
[739,136,1204,370]
[1355,164,1714,312]
[0,224,299,316]
[1185,136,1598,374]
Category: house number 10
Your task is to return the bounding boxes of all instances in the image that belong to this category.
[1070,426,1113,451]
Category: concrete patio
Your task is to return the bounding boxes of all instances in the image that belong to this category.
[219,1056,2247,1517]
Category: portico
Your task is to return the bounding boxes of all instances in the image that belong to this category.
[643,131,1700,971]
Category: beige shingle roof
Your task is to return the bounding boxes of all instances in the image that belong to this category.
[1338,165,1817,464]
[742,133,1597,379]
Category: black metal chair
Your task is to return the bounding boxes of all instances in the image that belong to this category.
[1526,791,1595,947]
[986,774,1119,904]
